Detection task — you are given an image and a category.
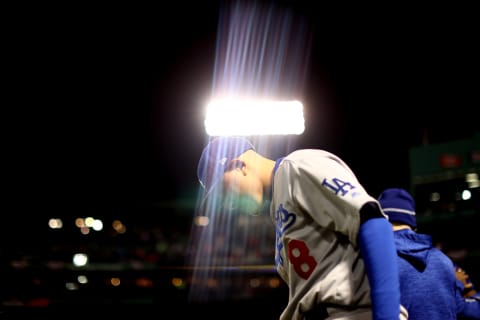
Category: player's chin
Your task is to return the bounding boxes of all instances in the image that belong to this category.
[227,197,263,216]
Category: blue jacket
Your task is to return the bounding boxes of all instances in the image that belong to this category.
[393,229,480,319]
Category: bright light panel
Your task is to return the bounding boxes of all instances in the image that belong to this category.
[204,99,305,136]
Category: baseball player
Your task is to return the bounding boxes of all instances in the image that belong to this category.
[197,136,408,320]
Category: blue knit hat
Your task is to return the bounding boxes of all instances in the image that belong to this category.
[197,136,255,209]
[378,188,417,229]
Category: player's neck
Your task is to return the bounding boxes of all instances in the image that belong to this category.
[260,157,276,196]
[392,224,411,231]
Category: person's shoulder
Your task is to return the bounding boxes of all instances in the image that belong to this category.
[284,149,347,167]
[286,148,336,159]
[429,247,456,267]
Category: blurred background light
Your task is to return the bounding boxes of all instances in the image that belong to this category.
[73,253,88,267]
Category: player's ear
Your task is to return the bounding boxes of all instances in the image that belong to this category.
[233,159,248,176]
[226,159,245,172]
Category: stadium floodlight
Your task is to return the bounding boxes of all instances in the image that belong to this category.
[204,99,305,136]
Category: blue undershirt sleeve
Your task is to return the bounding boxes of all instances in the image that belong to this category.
[358,204,401,320]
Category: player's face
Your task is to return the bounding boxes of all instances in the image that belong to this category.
[221,159,263,215]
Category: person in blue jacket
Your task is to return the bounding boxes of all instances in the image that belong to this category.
[378,188,480,319]
[455,263,480,319]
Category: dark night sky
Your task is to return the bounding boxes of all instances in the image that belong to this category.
[6,2,479,222]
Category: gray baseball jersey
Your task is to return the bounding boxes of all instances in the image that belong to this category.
[271,149,387,320]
